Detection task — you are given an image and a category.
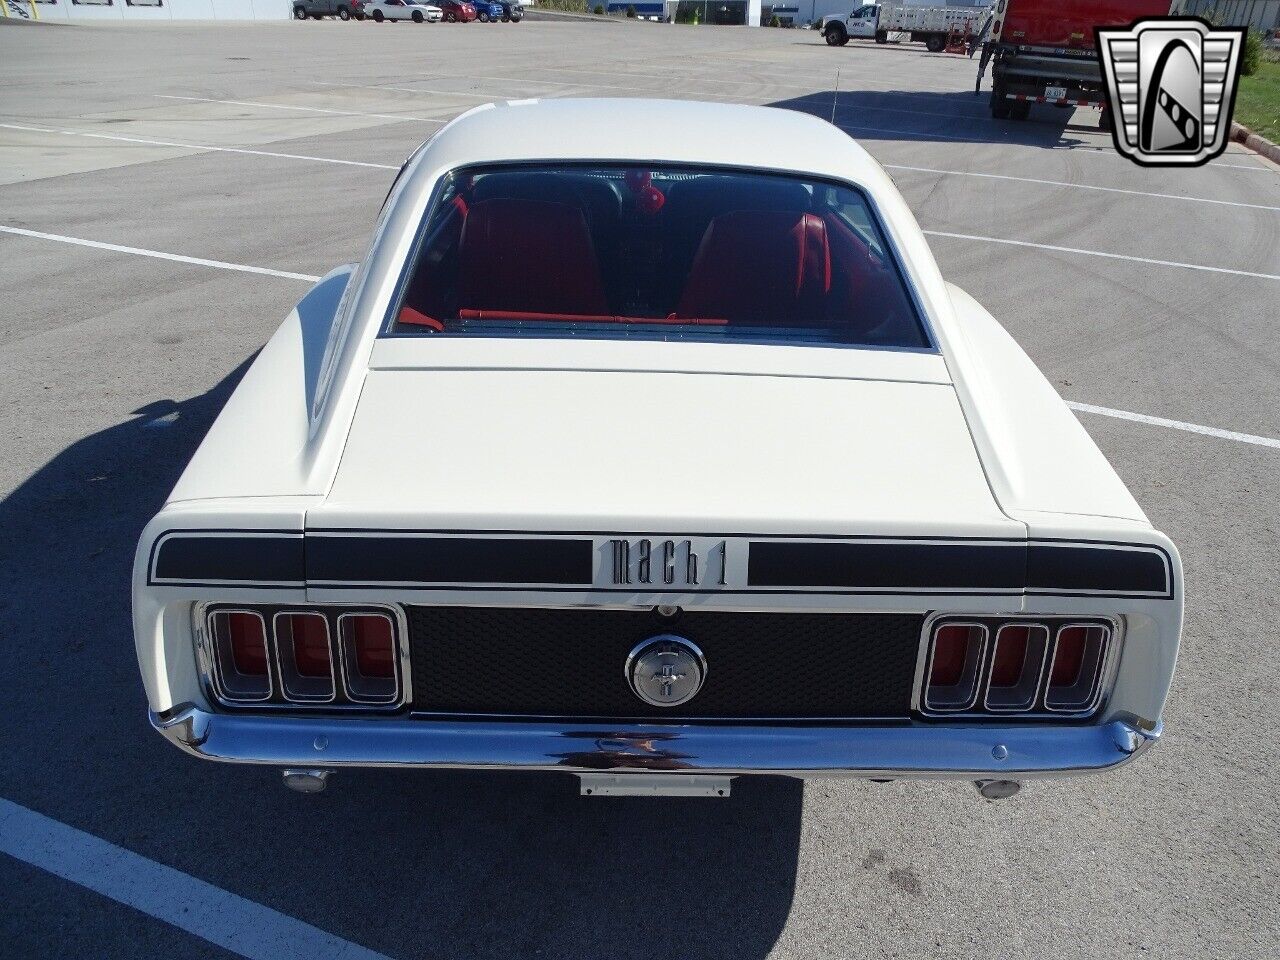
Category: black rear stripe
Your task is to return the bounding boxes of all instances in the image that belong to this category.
[307,535,593,585]
[1027,543,1169,595]
[747,541,1025,590]
[147,530,1172,598]
[152,533,304,584]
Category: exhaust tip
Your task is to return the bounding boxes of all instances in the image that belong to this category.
[282,769,332,794]
[974,779,1020,800]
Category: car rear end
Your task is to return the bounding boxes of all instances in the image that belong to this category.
[134,111,1181,798]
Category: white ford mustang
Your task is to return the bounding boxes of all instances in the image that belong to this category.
[134,99,1181,799]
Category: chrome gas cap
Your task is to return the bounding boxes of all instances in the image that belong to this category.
[626,635,707,708]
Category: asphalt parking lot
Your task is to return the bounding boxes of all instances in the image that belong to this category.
[1,15,1278,960]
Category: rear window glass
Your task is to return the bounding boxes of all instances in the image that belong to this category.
[386,164,930,350]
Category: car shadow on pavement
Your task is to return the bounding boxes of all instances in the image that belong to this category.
[770,89,1108,151]
[0,347,804,957]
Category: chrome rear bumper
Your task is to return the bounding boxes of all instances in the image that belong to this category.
[152,707,1160,779]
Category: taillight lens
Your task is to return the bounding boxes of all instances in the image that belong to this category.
[209,610,271,701]
[274,612,335,702]
[984,624,1049,712]
[1046,624,1109,712]
[339,613,399,703]
[924,623,986,711]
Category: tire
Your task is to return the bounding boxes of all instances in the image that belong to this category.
[294,5,307,17]
[479,12,489,20]
[372,8,383,19]
[875,30,887,44]
[412,9,423,19]
[990,82,1011,119]
[338,5,350,18]
[445,10,456,20]
[1010,99,1031,121]
[824,25,848,46]
[924,34,945,53]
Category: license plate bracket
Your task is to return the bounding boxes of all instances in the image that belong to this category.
[578,773,734,797]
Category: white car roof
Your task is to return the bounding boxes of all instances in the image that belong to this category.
[408,98,892,189]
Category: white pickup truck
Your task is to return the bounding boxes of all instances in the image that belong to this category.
[822,3,989,53]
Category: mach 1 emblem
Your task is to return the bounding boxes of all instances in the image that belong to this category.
[608,538,728,588]
[1097,17,1246,167]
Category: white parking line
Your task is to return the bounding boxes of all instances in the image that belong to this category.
[1068,402,1280,449]
[923,229,1280,281]
[0,122,399,170]
[0,798,392,960]
[0,225,322,282]
[888,163,1280,211]
[155,94,449,124]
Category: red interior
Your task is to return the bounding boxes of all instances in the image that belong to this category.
[456,197,609,316]
[675,210,831,326]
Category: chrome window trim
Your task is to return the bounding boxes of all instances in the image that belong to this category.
[983,623,1050,713]
[1044,622,1112,715]
[921,620,989,713]
[272,610,338,705]
[202,608,273,705]
[337,610,403,705]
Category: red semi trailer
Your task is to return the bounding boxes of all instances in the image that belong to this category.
[976,0,1173,122]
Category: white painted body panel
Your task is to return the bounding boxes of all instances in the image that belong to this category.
[316,369,1015,537]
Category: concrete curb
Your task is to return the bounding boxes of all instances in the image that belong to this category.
[1230,121,1280,166]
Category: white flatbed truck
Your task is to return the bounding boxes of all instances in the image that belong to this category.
[822,3,989,53]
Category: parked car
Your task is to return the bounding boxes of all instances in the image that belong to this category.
[473,0,503,21]
[135,99,1181,801]
[493,0,522,20]
[293,0,364,20]
[436,0,478,20]
[366,0,443,20]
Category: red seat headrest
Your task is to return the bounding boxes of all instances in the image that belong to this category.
[457,198,609,317]
[674,210,831,326]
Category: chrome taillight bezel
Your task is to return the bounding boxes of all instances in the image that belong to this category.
[206,608,273,705]
[914,614,1119,720]
[921,621,989,713]
[195,602,410,712]
[337,611,402,705]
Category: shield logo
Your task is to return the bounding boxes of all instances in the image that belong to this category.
[1097,17,1246,168]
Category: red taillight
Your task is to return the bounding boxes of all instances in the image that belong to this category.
[339,613,399,703]
[1046,624,1109,712]
[924,623,986,711]
[352,615,395,678]
[274,612,334,702]
[227,611,268,676]
[209,610,271,702]
[286,613,332,678]
[984,624,1049,712]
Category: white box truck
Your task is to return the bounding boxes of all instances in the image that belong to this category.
[822,3,989,52]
